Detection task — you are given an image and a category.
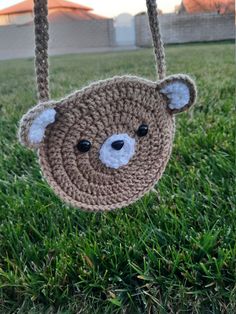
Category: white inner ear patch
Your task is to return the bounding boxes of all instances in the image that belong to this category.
[28,108,56,144]
[99,134,136,169]
[161,81,190,110]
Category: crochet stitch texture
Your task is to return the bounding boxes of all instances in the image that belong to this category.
[18,0,197,211]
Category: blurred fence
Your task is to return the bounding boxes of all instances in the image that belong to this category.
[0,19,115,60]
[135,12,234,46]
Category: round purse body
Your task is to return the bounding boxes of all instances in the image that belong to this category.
[38,76,175,211]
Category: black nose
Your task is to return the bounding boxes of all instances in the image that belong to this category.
[111,140,124,150]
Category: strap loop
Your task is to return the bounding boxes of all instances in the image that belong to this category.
[146,0,166,79]
[34,0,50,102]
[33,0,166,101]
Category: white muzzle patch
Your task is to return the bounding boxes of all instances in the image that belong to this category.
[99,133,135,169]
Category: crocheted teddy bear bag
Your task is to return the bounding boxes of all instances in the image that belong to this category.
[19,0,197,211]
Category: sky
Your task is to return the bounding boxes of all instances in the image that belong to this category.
[0,0,182,17]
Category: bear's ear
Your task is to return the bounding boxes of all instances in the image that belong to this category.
[159,75,197,114]
[19,103,56,149]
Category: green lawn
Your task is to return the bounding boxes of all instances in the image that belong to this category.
[0,42,235,313]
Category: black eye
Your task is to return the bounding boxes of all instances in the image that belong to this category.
[77,140,91,153]
[137,124,148,137]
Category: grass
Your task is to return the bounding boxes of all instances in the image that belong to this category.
[0,42,235,313]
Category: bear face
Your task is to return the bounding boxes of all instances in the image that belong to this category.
[19,75,196,211]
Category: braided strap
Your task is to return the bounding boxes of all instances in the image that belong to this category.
[146,0,166,80]
[34,0,50,102]
[33,0,166,97]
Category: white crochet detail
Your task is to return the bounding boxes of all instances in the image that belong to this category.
[99,133,136,169]
[28,108,56,144]
[161,81,190,110]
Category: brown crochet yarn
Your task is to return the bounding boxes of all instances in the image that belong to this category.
[18,0,197,211]
[19,75,196,211]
